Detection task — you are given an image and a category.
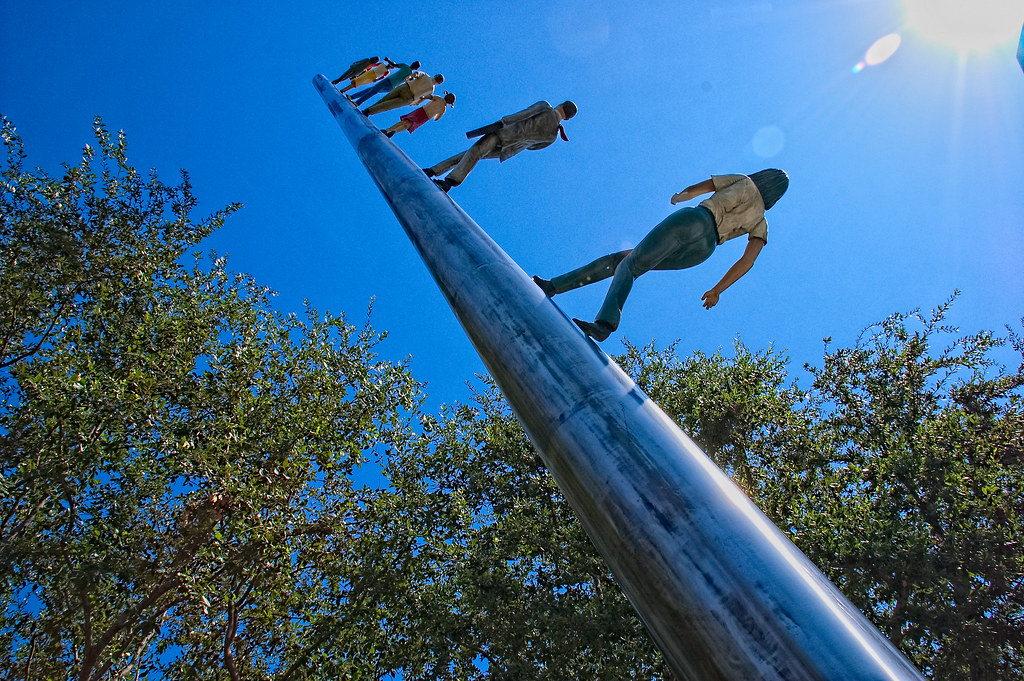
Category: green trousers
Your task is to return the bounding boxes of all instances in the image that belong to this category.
[551,206,718,330]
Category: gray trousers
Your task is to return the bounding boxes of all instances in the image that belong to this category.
[551,206,718,330]
[428,134,499,185]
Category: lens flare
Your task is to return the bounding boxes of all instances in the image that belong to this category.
[865,33,902,65]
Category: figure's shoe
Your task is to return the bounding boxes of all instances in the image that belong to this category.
[532,275,556,297]
[384,130,395,138]
[573,318,614,342]
[433,178,453,193]
[423,167,436,178]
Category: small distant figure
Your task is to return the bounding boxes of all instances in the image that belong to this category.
[362,71,445,116]
[337,58,395,93]
[351,60,421,105]
[533,171,789,341]
[331,57,380,85]
[383,92,456,137]
[423,100,578,192]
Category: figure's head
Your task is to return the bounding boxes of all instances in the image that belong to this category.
[433,74,444,84]
[749,169,789,210]
[410,60,421,70]
[558,100,578,120]
[443,91,456,106]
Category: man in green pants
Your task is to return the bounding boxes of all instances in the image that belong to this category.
[533,170,789,341]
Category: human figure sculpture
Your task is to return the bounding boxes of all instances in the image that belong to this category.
[350,60,421,105]
[383,92,456,137]
[331,57,379,85]
[362,72,445,116]
[533,170,789,341]
[423,100,578,192]
[337,58,395,93]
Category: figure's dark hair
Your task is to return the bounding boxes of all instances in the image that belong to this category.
[749,169,789,210]
[410,60,421,70]
[560,101,578,119]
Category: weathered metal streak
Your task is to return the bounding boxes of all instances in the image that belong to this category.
[314,74,925,681]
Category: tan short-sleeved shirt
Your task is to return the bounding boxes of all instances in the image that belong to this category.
[405,72,435,104]
[699,174,769,245]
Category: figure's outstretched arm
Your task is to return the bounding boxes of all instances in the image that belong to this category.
[701,237,764,309]
[671,178,716,204]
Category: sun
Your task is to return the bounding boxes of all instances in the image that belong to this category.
[903,0,1023,54]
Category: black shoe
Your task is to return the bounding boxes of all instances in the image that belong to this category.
[422,167,436,178]
[573,318,614,342]
[433,178,453,193]
[384,130,395,138]
[532,275,556,297]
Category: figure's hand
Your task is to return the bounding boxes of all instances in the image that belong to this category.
[701,289,720,309]
[671,189,693,204]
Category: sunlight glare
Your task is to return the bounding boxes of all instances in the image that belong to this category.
[904,0,1023,53]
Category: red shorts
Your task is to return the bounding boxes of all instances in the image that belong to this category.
[399,107,430,133]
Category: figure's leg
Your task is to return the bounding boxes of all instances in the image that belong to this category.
[593,253,639,331]
[443,134,499,186]
[383,120,411,138]
[426,151,467,177]
[351,80,388,104]
[547,250,631,294]
[341,72,372,93]
[591,207,715,331]
[363,89,406,116]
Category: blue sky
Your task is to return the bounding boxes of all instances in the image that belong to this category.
[2,0,1022,407]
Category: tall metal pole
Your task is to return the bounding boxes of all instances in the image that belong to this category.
[314,75,925,681]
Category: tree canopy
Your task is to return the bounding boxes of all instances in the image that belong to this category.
[2,118,1021,680]
[1,117,421,680]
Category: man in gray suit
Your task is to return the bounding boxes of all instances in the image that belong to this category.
[424,100,577,191]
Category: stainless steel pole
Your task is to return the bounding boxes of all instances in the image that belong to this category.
[314,74,925,681]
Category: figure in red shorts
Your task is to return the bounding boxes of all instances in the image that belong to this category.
[383,92,456,138]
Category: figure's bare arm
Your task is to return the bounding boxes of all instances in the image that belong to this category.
[671,179,716,204]
[702,237,764,309]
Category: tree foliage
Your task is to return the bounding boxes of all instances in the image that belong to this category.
[360,302,1022,680]
[363,385,672,680]
[799,302,1023,679]
[1,117,420,680]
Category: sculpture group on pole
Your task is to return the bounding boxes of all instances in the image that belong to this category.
[332,56,789,342]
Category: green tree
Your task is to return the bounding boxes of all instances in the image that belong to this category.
[1,118,420,680]
[4,115,1019,680]
[620,304,1022,679]
[363,383,671,680]
[359,303,1021,680]
[798,300,1023,680]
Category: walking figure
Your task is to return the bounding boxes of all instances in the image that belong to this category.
[424,100,577,191]
[533,170,789,341]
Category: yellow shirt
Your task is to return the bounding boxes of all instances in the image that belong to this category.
[699,174,769,244]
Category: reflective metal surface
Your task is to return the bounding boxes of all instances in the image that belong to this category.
[314,75,925,681]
